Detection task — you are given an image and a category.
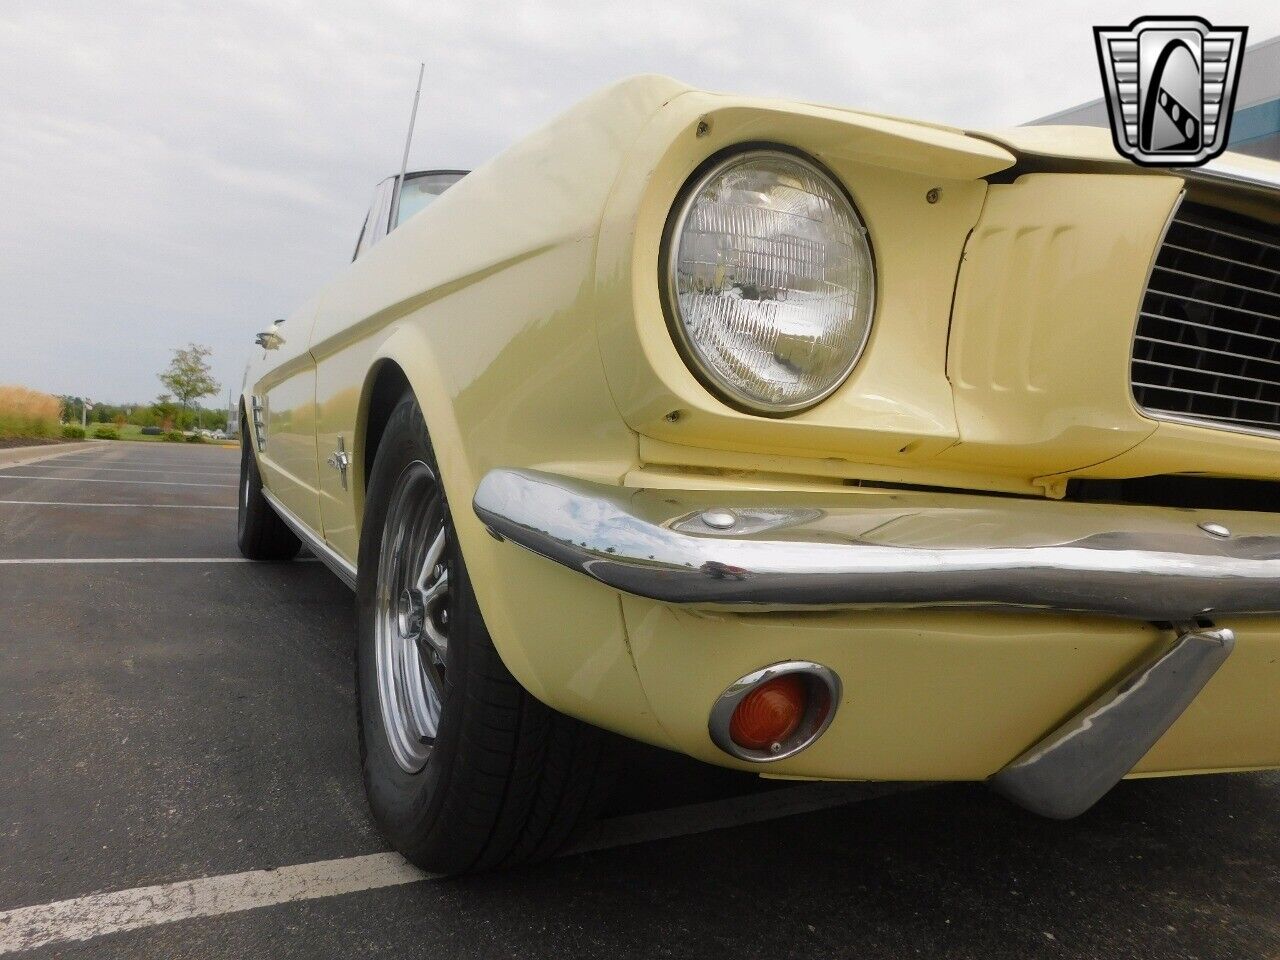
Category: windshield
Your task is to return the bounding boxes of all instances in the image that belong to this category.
[395,171,467,227]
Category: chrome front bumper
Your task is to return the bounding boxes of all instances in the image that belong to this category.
[473,468,1280,620]
[472,468,1271,818]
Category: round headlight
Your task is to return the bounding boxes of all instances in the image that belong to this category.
[664,148,875,414]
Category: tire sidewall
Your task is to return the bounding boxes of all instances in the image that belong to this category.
[237,422,253,543]
[356,398,468,846]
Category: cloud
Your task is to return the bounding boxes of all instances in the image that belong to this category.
[1,0,1277,401]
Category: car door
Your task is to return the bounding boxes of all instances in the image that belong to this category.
[249,297,322,533]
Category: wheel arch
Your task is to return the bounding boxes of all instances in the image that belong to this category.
[354,327,473,546]
[359,359,412,498]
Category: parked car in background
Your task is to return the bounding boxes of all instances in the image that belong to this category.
[237,76,1280,874]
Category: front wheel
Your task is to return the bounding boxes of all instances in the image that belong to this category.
[356,394,614,875]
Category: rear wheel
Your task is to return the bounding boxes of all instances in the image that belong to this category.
[356,393,614,875]
[236,418,301,562]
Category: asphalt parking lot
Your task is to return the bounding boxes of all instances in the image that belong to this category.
[0,441,1277,959]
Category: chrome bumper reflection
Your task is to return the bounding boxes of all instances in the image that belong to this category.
[473,468,1280,620]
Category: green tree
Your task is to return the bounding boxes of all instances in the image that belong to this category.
[159,344,220,432]
[152,393,178,431]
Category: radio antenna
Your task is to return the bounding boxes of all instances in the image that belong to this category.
[397,62,425,189]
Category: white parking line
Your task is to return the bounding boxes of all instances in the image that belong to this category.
[41,454,235,463]
[78,464,239,472]
[13,465,238,478]
[0,781,912,954]
[0,558,318,564]
[0,475,234,488]
[0,558,252,565]
[63,455,238,463]
[46,457,236,469]
[0,500,235,510]
[0,854,426,954]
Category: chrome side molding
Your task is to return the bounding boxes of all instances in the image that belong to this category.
[989,624,1235,819]
[473,467,1280,619]
[261,489,358,590]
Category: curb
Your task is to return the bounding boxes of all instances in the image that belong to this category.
[0,441,100,470]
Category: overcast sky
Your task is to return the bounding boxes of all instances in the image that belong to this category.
[2,1,1278,404]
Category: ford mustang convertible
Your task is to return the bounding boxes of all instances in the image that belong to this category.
[237,76,1280,874]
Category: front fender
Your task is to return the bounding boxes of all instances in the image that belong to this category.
[355,263,674,750]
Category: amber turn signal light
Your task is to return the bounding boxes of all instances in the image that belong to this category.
[728,674,808,752]
[709,662,841,762]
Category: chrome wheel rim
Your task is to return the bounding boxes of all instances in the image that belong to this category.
[375,460,450,774]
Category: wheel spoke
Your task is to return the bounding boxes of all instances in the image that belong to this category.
[421,616,448,660]
[419,655,446,717]
[402,641,437,741]
[421,569,448,607]
[373,460,451,774]
[415,527,447,590]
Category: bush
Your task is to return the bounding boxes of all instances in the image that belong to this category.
[0,385,62,439]
[140,426,163,436]
[93,427,119,440]
[164,430,185,442]
[62,425,86,440]
[185,432,206,443]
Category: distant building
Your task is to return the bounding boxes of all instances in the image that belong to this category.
[1030,34,1279,161]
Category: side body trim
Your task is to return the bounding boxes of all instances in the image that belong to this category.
[262,488,357,590]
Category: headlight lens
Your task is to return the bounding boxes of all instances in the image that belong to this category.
[665,149,875,414]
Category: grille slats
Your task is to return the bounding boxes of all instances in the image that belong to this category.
[1177,217,1280,256]
[1135,334,1280,370]
[1137,382,1280,408]
[1161,242,1280,281]
[1131,203,1280,434]
[1133,356,1280,389]
[1145,287,1280,323]
[1152,264,1280,304]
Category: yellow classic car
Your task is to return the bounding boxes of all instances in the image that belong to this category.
[238,76,1280,874]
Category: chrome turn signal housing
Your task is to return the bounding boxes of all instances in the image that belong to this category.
[708,661,842,762]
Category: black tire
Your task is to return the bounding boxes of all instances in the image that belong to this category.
[357,393,614,875]
[236,417,302,562]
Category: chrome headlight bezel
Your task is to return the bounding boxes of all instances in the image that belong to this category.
[659,144,877,417]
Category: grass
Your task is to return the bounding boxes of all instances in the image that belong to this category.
[84,422,237,447]
[93,423,164,442]
[0,386,62,439]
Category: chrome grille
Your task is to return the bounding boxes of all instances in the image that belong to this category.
[1131,203,1280,434]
